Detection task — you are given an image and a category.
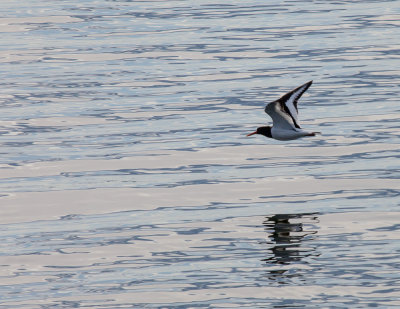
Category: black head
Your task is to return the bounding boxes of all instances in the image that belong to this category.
[246,126,272,138]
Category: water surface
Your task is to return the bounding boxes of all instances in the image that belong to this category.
[0,0,400,308]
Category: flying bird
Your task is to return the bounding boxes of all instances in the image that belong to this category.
[247,80,320,141]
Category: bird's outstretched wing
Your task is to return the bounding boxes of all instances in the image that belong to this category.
[264,81,312,130]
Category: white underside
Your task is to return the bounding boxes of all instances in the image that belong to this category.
[271,127,313,141]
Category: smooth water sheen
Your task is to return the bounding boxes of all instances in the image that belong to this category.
[0,1,400,308]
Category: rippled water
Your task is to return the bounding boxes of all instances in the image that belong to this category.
[1,0,400,308]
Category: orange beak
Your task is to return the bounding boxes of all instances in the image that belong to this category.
[246,131,257,137]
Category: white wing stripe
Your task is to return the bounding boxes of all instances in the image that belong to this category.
[264,81,312,131]
[284,84,307,120]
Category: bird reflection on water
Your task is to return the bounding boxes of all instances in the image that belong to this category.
[261,213,319,284]
[262,213,319,265]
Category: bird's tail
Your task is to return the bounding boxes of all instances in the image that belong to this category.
[307,132,321,137]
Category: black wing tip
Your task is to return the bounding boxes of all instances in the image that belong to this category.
[265,80,314,110]
[296,80,313,95]
[303,80,313,88]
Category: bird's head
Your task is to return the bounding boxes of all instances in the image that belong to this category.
[246,126,272,138]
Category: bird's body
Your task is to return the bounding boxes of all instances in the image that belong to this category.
[247,81,320,141]
[270,127,317,141]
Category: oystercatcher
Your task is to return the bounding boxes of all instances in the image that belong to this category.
[247,81,320,141]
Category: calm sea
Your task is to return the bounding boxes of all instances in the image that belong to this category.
[0,0,400,308]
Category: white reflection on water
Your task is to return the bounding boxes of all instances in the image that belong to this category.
[1,211,400,308]
[0,0,400,307]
